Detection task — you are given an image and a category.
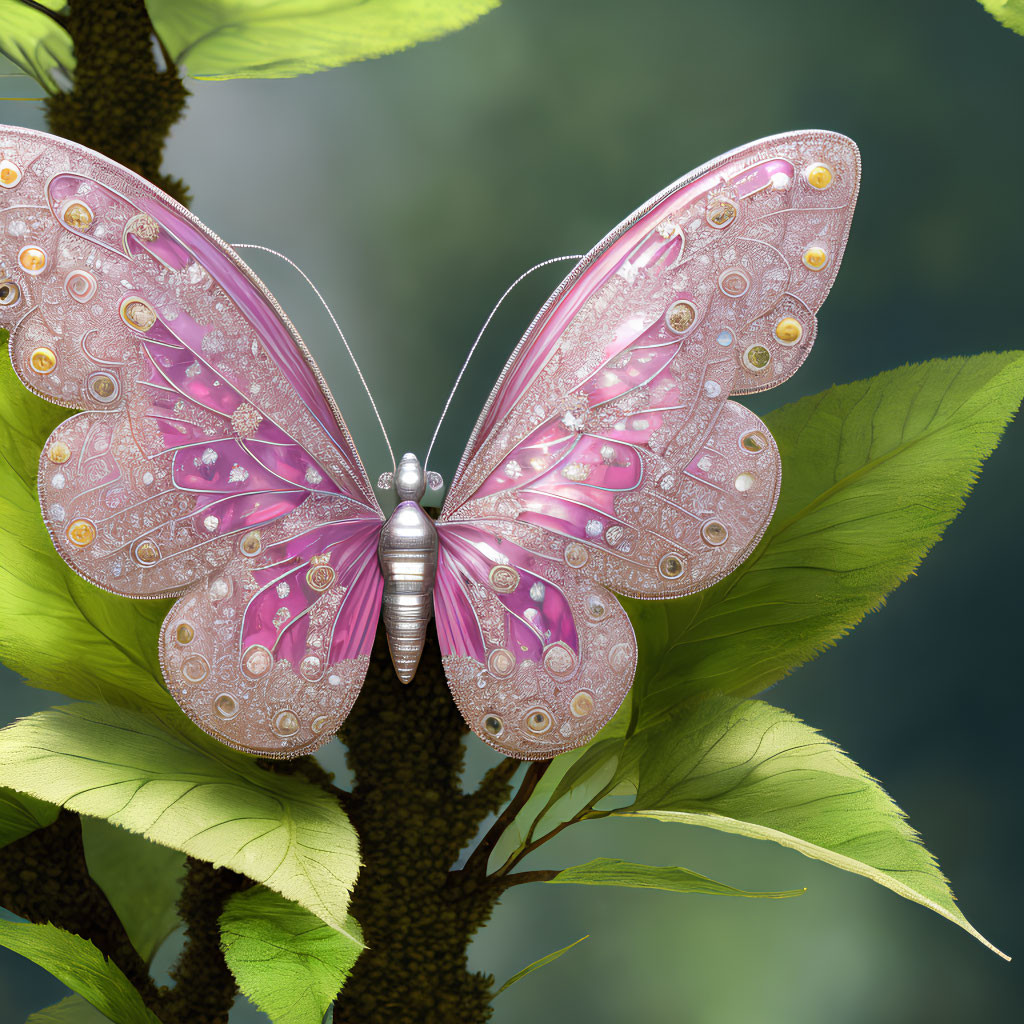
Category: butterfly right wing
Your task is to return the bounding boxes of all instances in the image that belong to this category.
[434,130,859,758]
[1,124,383,755]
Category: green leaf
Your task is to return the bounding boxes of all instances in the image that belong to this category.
[495,934,588,996]
[627,353,1024,720]
[978,0,1024,35]
[620,695,1008,959]
[0,703,361,934]
[81,818,184,963]
[0,920,160,1024]
[0,786,58,848]
[221,887,363,1024]
[26,994,112,1024]
[0,337,176,716]
[548,857,804,899]
[0,1,73,94]
[148,0,500,80]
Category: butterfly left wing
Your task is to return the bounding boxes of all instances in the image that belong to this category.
[0,124,383,755]
[435,130,860,758]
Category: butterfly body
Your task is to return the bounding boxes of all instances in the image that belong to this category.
[378,453,438,682]
[0,125,860,760]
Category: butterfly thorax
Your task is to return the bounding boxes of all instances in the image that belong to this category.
[378,453,438,682]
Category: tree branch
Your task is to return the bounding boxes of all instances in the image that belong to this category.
[458,758,550,881]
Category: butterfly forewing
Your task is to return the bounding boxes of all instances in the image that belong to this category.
[436,130,859,758]
[0,126,384,756]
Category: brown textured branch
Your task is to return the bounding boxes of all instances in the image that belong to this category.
[0,810,160,1007]
[493,869,559,889]
[459,758,550,882]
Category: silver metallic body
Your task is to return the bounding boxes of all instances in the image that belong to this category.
[378,453,438,682]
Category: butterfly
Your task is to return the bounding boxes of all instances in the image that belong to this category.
[0,126,859,760]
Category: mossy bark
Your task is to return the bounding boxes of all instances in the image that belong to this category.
[335,628,516,1023]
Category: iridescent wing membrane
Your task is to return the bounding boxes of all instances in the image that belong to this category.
[0,126,384,757]
[437,130,860,758]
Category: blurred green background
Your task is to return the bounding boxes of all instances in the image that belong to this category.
[1,0,1022,1020]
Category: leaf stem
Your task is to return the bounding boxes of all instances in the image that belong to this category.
[16,0,69,29]
[460,758,548,880]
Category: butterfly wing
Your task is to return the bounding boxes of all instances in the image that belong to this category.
[436,130,860,757]
[0,125,383,756]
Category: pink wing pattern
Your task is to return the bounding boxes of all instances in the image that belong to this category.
[437,130,860,758]
[0,126,383,756]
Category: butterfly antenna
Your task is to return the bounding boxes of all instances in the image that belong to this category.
[423,253,583,474]
[230,242,397,472]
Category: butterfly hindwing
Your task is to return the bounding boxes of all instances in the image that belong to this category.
[0,125,384,755]
[436,130,858,756]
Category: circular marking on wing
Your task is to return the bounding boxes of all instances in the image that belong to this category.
[806,163,833,190]
[771,170,793,190]
[306,555,335,592]
[718,268,750,297]
[735,472,756,492]
[774,318,803,345]
[0,280,20,306]
[570,691,595,718]
[87,372,119,404]
[240,530,262,557]
[716,328,734,347]
[610,643,632,674]
[175,622,195,645]
[29,347,57,375]
[214,693,239,720]
[564,542,589,568]
[482,714,504,738]
[61,200,94,232]
[182,655,209,683]
[706,196,738,229]
[19,247,47,275]
[802,246,829,271]
[300,655,323,680]
[311,716,330,734]
[659,552,686,580]
[529,581,546,603]
[66,518,96,547]
[131,539,160,565]
[0,160,22,188]
[543,642,576,678]
[584,593,608,621]
[126,213,160,241]
[524,707,553,735]
[272,710,300,738]
[701,520,729,546]
[120,297,157,331]
[740,429,768,453]
[64,270,97,303]
[231,402,263,438]
[742,344,772,372]
[487,648,516,678]
[604,526,624,547]
[47,441,71,463]
[488,564,519,594]
[242,644,273,678]
[665,299,697,334]
[208,578,231,601]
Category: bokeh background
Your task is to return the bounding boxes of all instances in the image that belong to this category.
[1,0,1022,1020]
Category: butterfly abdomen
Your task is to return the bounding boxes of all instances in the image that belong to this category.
[378,455,439,683]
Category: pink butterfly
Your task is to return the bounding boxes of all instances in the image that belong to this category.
[0,126,859,759]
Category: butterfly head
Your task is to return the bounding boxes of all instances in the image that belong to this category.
[394,452,426,502]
